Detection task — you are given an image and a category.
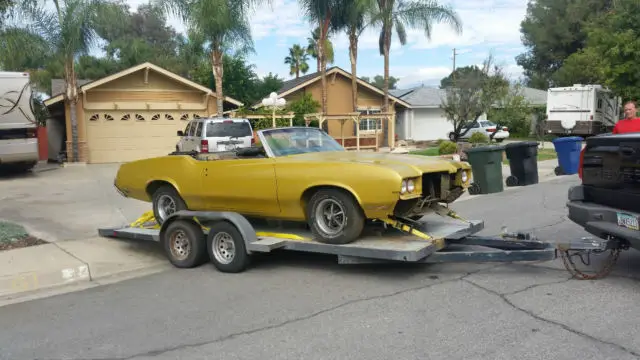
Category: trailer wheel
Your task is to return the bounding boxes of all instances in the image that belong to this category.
[554,166,564,176]
[162,220,208,268]
[468,183,481,195]
[206,221,251,273]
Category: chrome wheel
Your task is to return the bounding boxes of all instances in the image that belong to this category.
[169,229,190,261]
[157,194,177,221]
[211,232,236,264]
[314,198,347,235]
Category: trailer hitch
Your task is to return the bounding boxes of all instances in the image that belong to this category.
[556,236,628,280]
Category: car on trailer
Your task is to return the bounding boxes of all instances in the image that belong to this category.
[113,126,473,245]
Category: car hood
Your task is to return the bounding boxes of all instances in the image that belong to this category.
[285,151,470,176]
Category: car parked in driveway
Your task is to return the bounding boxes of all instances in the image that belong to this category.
[450,120,510,142]
[176,117,255,153]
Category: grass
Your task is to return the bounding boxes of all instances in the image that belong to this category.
[408,145,558,165]
[502,148,558,165]
[409,147,439,156]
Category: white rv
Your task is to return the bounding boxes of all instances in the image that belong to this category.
[545,84,621,136]
[0,71,39,171]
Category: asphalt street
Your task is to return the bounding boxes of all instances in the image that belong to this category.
[1,175,640,360]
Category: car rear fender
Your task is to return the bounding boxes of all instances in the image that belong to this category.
[145,178,183,201]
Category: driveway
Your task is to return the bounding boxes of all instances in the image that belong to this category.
[0,175,639,360]
[0,164,149,242]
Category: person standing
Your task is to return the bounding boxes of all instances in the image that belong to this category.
[613,100,640,133]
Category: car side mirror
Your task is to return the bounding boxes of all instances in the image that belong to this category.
[177,130,184,136]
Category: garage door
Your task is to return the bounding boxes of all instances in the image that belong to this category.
[85,111,204,163]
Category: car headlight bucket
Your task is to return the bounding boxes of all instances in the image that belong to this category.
[407,179,415,192]
[401,180,407,194]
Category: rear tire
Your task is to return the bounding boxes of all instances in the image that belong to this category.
[152,185,187,225]
[162,220,208,268]
[307,189,365,244]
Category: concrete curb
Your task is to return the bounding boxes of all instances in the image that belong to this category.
[0,237,171,306]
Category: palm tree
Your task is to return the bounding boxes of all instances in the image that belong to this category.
[284,44,310,78]
[306,26,335,72]
[370,0,462,112]
[343,0,376,111]
[11,0,106,162]
[298,1,349,113]
[158,0,269,116]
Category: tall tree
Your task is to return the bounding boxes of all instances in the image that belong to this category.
[284,43,310,78]
[516,0,614,89]
[306,26,335,72]
[298,1,349,113]
[11,0,107,162]
[158,0,269,116]
[343,0,375,111]
[370,0,462,112]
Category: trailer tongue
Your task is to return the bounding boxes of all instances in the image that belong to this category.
[98,209,626,278]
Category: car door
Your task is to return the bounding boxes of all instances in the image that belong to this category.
[199,157,281,215]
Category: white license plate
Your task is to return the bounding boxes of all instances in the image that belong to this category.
[617,212,639,230]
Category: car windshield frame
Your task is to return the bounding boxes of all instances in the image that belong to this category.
[257,127,345,158]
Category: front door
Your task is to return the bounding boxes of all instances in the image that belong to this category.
[200,157,280,216]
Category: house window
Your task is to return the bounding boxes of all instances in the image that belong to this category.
[358,108,381,132]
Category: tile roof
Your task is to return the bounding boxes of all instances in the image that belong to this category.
[277,67,337,94]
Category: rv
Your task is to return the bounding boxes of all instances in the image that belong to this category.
[545,84,621,136]
[0,71,39,172]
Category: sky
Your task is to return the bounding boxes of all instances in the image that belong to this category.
[102,0,529,90]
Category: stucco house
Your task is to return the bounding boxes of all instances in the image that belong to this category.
[390,85,548,141]
[43,62,243,164]
[253,66,412,149]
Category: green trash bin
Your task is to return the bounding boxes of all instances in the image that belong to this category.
[464,144,506,195]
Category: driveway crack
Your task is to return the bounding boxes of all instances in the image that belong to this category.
[463,278,640,358]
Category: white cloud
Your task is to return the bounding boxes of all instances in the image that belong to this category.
[331,0,525,52]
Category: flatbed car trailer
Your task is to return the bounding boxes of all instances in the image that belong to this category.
[98,209,630,279]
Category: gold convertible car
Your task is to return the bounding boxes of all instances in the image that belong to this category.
[114,126,472,244]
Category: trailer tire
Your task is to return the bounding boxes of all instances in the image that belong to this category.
[206,221,251,273]
[162,219,208,268]
[307,188,364,244]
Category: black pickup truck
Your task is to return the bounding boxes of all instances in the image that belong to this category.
[567,133,640,251]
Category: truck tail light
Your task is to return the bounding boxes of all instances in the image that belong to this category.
[251,137,255,145]
[200,139,209,153]
[578,147,586,180]
[486,128,496,133]
[502,127,508,131]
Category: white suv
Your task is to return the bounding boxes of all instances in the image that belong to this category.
[176,117,255,153]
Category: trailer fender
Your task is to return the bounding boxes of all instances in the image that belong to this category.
[159,210,258,254]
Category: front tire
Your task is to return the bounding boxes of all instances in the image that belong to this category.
[162,220,208,268]
[152,185,187,224]
[307,189,365,244]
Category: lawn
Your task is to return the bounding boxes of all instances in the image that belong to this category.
[409,146,558,164]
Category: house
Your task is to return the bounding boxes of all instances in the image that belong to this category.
[253,66,412,149]
[43,62,243,164]
[390,85,548,141]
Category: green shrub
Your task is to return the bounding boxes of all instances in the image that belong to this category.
[438,140,458,155]
[469,132,489,144]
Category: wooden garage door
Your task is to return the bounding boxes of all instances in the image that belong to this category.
[85,111,203,163]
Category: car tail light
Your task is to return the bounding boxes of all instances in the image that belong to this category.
[200,139,209,152]
[578,147,586,180]
[251,137,255,145]
[502,127,508,131]
[486,128,496,133]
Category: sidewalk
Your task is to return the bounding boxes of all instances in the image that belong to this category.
[0,236,171,306]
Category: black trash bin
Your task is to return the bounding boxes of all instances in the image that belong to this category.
[504,141,539,187]
[464,144,506,195]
